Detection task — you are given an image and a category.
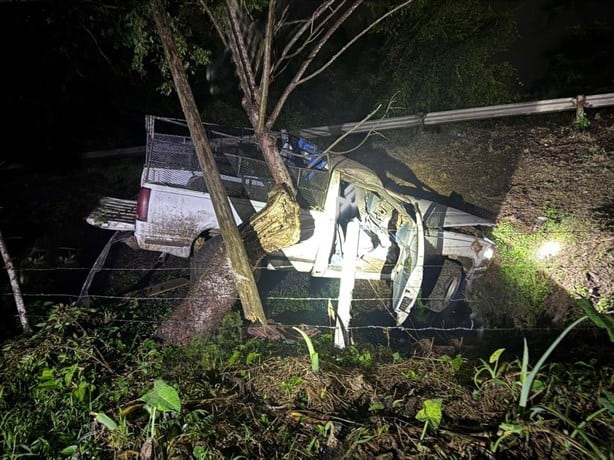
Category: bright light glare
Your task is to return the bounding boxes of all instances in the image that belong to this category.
[483,247,495,260]
[536,241,562,260]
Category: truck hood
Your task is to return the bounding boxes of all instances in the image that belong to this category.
[413,199,495,229]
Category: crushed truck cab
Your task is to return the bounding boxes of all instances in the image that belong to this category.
[87,116,495,323]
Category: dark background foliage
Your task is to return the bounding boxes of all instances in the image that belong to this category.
[1,0,613,166]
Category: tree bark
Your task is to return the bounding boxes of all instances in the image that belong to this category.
[156,185,300,345]
[255,131,296,195]
[151,0,267,327]
[0,229,31,334]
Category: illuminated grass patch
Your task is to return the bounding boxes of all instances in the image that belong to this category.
[492,218,576,325]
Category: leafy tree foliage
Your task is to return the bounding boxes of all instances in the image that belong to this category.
[122,1,212,95]
[372,0,519,113]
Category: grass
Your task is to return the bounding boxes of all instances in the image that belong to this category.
[0,301,612,458]
[490,216,578,327]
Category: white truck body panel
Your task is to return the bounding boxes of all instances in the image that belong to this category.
[85,115,496,320]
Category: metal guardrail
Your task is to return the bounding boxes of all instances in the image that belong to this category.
[74,92,614,160]
[297,92,614,138]
[81,146,145,160]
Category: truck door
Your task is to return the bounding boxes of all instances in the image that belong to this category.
[391,216,425,325]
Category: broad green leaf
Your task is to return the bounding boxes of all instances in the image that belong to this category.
[94,412,118,431]
[404,369,417,379]
[416,398,442,429]
[63,364,78,386]
[193,445,207,460]
[140,380,181,413]
[600,391,614,413]
[37,368,60,390]
[578,299,614,342]
[40,368,55,381]
[450,354,463,371]
[73,381,88,402]
[489,348,505,364]
[499,422,525,434]
[531,379,545,393]
[369,401,385,412]
[61,445,78,456]
[227,350,241,366]
[246,351,261,366]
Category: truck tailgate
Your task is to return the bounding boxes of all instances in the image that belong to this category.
[86,197,136,231]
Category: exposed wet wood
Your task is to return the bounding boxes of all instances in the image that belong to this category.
[155,185,300,344]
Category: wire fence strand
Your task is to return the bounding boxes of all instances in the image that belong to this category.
[0,290,593,307]
[5,310,602,334]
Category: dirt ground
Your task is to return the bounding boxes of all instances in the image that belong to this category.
[350,110,614,328]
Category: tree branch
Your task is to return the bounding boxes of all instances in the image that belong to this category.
[226,0,258,105]
[258,0,275,131]
[327,93,400,155]
[273,2,345,80]
[267,0,363,129]
[0,229,30,334]
[226,28,254,111]
[322,103,383,155]
[198,0,229,49]
[267,0,413,129]
[274,0,337,73]
[80,23,113,67]
[298,0,414,85]
[150,0,267,326]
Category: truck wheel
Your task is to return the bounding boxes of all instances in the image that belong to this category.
[426,259,463,313]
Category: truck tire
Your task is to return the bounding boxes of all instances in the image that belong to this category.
[426,259,463,313]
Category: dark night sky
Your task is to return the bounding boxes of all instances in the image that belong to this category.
[0,0,613,168]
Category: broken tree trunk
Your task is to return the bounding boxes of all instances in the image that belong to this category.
[151,0,266,327]
[155,185,300,345]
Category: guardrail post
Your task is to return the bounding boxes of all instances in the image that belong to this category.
[575,94,587,123]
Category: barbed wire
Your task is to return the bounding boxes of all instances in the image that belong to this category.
[5,259,611,273]
[4,310,603,334]
[0,291,596,305]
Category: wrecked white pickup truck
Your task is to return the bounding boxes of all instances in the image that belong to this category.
[86,116,495,324]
